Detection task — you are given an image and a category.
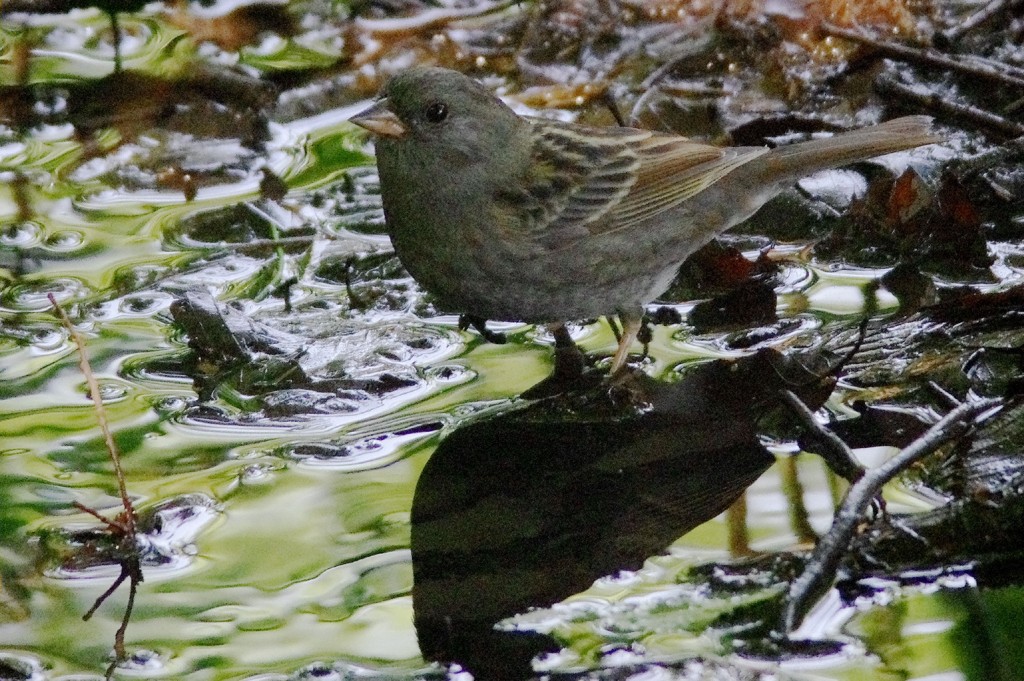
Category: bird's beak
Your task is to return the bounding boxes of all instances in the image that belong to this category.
[349,98,408,138]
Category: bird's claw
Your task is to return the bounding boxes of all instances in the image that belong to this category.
[458,314,507,344]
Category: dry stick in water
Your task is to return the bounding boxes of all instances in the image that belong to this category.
[780,395,1004,632]
[876,74,1024,138]
[49,294,142,677]
[780,390,865,484]
[938,0,1024,45]
[777,321,870,483]
[823,22,1024,90]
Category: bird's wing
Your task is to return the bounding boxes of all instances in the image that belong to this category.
[507,121,770,249]
[603,134,770,234]
[501,121,648,248]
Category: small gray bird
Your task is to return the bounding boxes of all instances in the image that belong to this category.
[350,67,940,373]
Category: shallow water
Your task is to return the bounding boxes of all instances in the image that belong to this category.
[2,3,1024,680]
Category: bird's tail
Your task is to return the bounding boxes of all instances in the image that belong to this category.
[761,115,942,182]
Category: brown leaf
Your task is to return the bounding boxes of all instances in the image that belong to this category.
[886,168,931,225]
[937,173,982,229]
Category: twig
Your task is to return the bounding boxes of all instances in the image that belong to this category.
[938,0,1024,45]
[107,562,141,680]
[780,390,865,483]
[50,294,136,537]
[780,396,1002,632]
[927,380,962,409]
[601,88,627,127]
[72,501,128,533]
[628,51,697,126]
[822,318,869,381]
[876,74,1024,138]
[50,294,143,674]
[108,11,122,74]
[82,568,130,622]
[824,22,1024,90]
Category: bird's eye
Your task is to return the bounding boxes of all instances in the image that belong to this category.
[424,101,448,123]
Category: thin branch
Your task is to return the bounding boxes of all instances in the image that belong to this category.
[108,11,122,74]
[938,0,1024,45]
[827,318,869,376]
[824,22,1024,90]
[780,396,1003,632]
[50,294,137,537]
[601,88,627,127]
[98,562,141,681]
[780,389,865,483]
[50,295,144,676]
[628,51,695,127]
[72,502,128,533]
[927,380,963,409]
[82,567,129,621]
[114,563,141,659]
[876,74,1024,138]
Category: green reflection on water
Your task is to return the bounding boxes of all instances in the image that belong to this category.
[0,5,1007,680]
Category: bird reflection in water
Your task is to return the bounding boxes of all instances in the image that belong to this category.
[410,349,841,679]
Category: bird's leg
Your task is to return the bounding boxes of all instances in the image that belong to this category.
[458,314,507,344]
[108,11,123,74]
[520,323,596,398]
[548,322,585,380]
[609,311,643,374]
[637,315,653,360]
[605,316,623,342]
[600,89,628,127]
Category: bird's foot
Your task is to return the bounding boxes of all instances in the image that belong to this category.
[521,324,602,398]
[607,364,658,408]
[458,314,507,344]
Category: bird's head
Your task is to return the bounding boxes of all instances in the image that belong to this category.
[349,67,527,167]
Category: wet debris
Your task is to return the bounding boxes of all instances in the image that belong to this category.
[409,338,886,677]
[817,168,993,273]
[826,21,1024,137]
[686,278,778,333]
[419,278,1024,667]
[168,289,437,410]
[667,241,780,298]
[836,283,1024,395]
[720,283,1024,634]
[37,494,220,575]
[781,393,1004,631]
[853,401,1024,575]
[649,242,784,339]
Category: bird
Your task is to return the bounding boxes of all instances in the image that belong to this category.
[349,66,941,374]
